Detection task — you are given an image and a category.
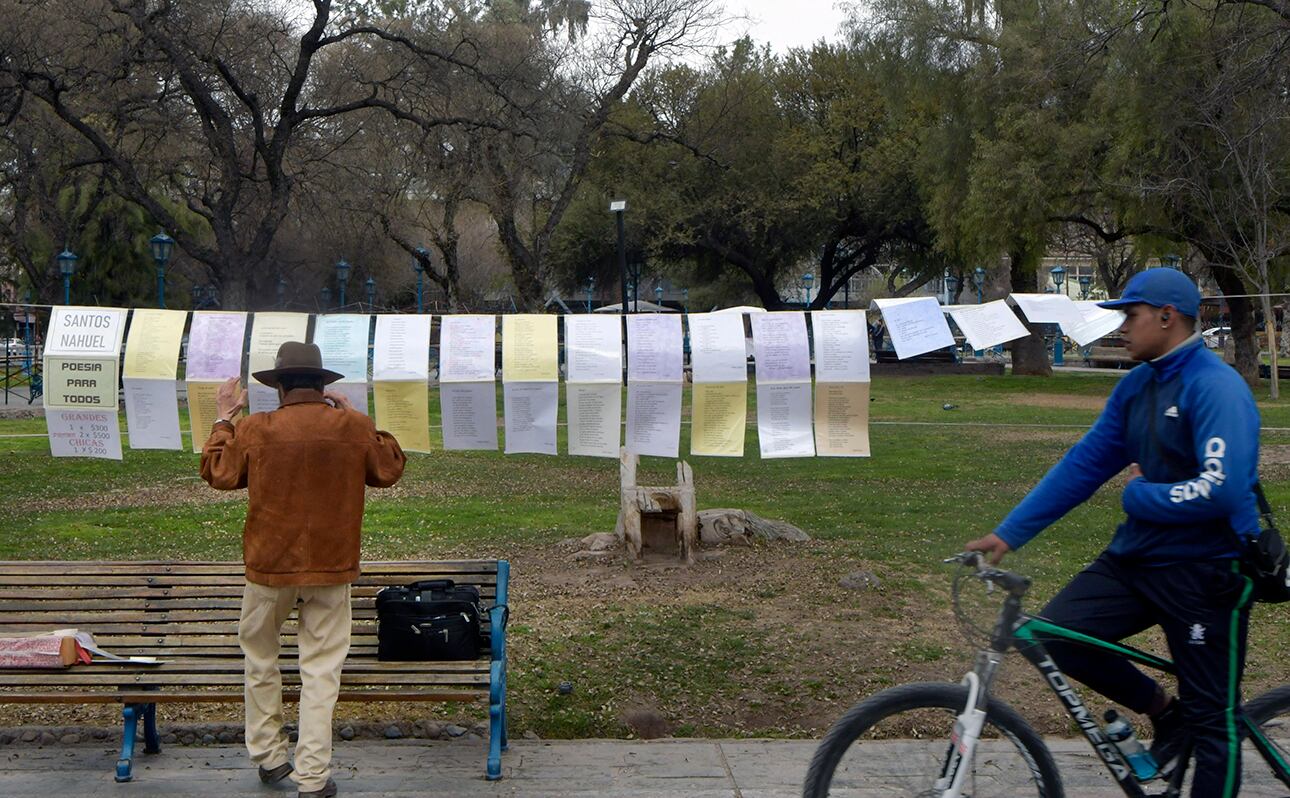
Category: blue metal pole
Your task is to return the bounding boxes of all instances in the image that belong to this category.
[156,265,166,309]
[338,282,346,309]
[1054,326,1065,366]
[63,275,70,305]
[416,273,423,314]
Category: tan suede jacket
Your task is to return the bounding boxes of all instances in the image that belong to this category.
[200,389,406,586]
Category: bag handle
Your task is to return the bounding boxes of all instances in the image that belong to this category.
[1254,481,1275,521]
[407,579,455,592]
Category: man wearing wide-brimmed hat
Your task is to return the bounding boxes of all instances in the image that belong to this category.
[201,341,406,798]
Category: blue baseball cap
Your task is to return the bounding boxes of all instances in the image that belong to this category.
[1097,268,1200,318]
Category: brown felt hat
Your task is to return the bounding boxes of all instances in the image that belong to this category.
[251,341,345,388]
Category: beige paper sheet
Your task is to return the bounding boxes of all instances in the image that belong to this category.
[690,382,747,457]
[373,381,431,453]
[43,357,119,410]
[813,382,871,457]
[501,315,559,382]
[185,380,229,453]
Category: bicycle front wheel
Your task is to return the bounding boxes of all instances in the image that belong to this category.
[803,681,1064,798]
[1242,684,1290,794]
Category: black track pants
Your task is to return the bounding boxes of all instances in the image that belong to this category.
[1038,552,1253,797]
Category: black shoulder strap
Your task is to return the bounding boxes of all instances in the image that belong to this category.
[1254,481,1275,519]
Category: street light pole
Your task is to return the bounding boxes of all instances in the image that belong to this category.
[276,277,287,309]
[610,201,627,314]
[149,232,175,309]
[335,259,350,310]
[802,272,814,309]
[412,247,429,314]
[972,267,987,357]
[1050,265,1067,366]
[321,285,331,310]
[57,248,78,304]
[586,276,595,313]
[366,277,376,309]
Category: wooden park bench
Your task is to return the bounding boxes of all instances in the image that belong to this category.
[0,560,510,782]
[1084,345,1135,369]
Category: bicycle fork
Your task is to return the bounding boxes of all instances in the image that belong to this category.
[935,649,1006,798]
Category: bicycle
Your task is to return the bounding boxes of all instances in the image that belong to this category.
[802,552,1290,797]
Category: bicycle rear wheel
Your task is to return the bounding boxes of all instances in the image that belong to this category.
[1241,684,1290,795]
[803,681,1064,798]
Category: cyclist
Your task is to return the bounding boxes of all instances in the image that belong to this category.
[965,268,1260,797]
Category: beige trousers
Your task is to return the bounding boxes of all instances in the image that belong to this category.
[239,581,351,792]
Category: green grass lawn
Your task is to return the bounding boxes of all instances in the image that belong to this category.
[2,372,1288,738]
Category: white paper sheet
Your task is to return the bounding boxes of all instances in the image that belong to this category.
[756,382,816,458]
[1068,301,1126,346]
[565,315,623,383]
[248,383,280,414]
[812,310,871,382]
[185,312,248,380]
[1008,293,1086,331]
[440,382,499,451]
[567,383,622,458]
[625,382,682,458]
[947,301,1031,351]
[750,312,811,383]
[872,297,956,360]
[687,313,749,383]
[248,312,311,384]
[626,315,684,383]
[502,382,558,455]
[43,306,127,357]
[438,315,496,383]
[47,408,123,460]
[373,314,432,381]
[327,382,369,416]
[314,314,371,383]
[122,378,182,450]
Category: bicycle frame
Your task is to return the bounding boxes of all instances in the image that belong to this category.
[959,588,1290,797]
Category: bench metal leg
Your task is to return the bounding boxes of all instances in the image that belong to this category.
[487,660,506,780]
[143,702,161,754]
[115,704,139,782]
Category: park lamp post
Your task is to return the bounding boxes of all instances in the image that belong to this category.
[945,273,960,305]
[802,272,814,309]
[1163,253,1181,271]
[320,285,331,310]
[412,247,429,314]
[585,276,595,313]
[149,232,175,309]
[1078,273,1093,300]
[276,277,287,308]
[610,200,627,316]
[191,283,202,310]
[1050,265,1067,366]
[655,284,664,309]
[57,248,78,305]
[681,287,689,315]
[335,259,350,309]
[973,267,986,304]
[365,276,376,309]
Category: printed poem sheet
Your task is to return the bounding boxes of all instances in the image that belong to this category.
[438,315,498,451]
[123,308,187,450]
[811,310,871,457]
[750,312,814,458]
[625,314,683,458]
[564,315,622,458]
[315,314,371,415]
[184,311,247,451]
[687,313,747,457]
[501,315,558,455]
[373,314,432,452]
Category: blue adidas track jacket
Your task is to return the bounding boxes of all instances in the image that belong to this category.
[995,336,1260,564]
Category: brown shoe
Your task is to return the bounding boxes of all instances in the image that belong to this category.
[258,762,293,784]
[298,778,337,798]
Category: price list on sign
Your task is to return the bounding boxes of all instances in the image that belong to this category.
[47,409,124,460]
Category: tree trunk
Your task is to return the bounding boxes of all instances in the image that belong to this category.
[1261,292,1278,399]
[1209,264,1259,387]
[1008,249,1052,376]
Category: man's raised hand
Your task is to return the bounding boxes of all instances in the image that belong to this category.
[964,532,1012,565]
[216,376,247,420]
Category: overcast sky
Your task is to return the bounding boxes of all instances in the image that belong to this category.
[718,0,853,53]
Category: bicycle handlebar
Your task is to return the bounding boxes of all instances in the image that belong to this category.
[945,551,1032,597]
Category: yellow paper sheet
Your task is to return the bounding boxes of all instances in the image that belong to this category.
[248,312,311,384]
[124,308,188,378]
[373,381,431,453]
[690,382,747,457]
[186,380,228,453]
[813,382,871,457]
[501,314,558,382]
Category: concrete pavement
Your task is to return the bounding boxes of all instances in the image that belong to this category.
[3,737,1288,797]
